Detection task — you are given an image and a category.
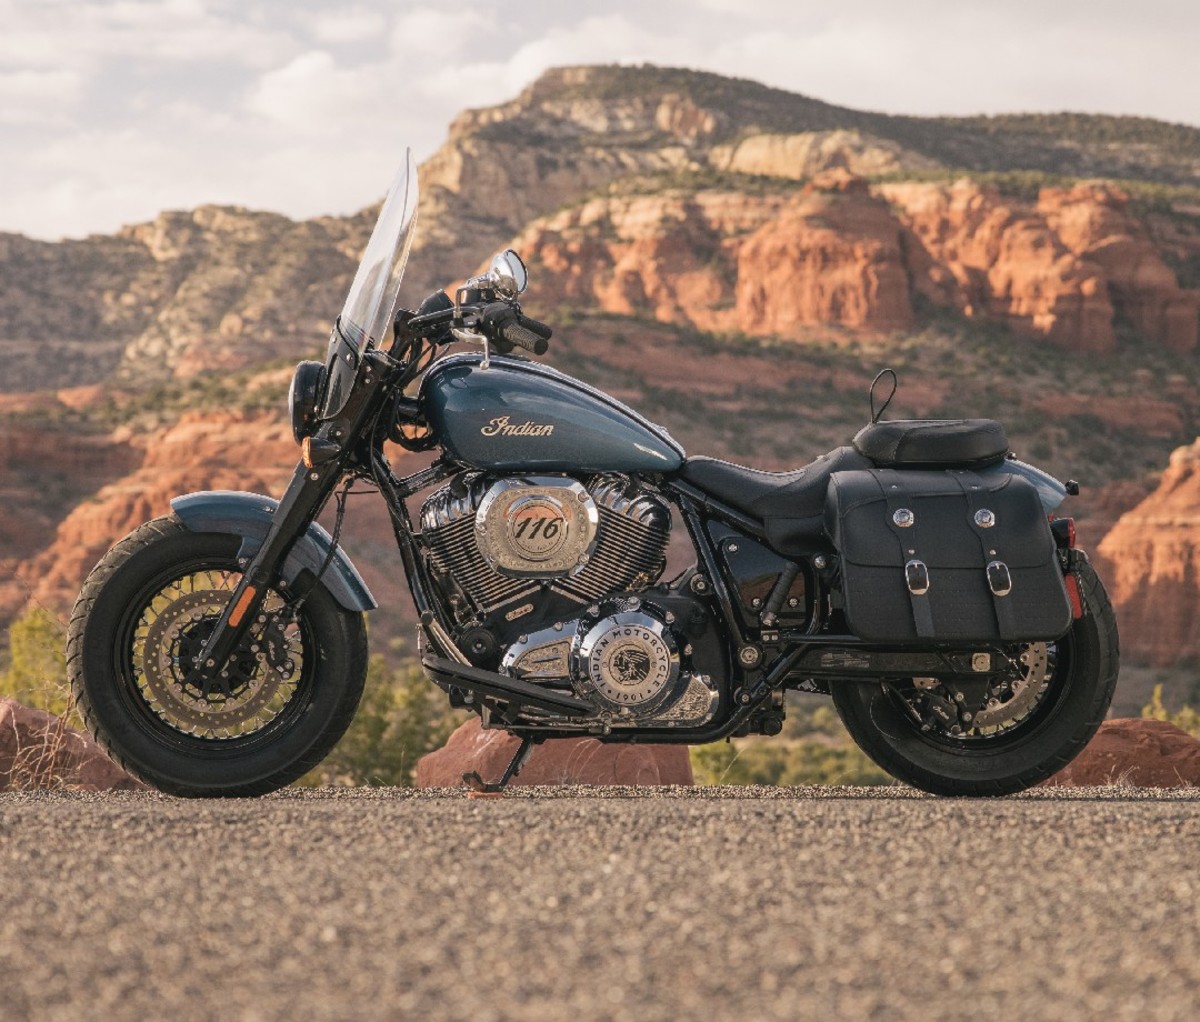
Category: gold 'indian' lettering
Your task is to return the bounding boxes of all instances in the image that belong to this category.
[480,416,555,438]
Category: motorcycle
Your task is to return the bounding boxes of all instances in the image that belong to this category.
[68,152,1119,797]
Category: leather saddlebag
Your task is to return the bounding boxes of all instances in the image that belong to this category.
[824,468,1072,643]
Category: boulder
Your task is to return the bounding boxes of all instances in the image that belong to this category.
[1042,718,1200,787]
[415,717,694,788]
[0,698,146,792]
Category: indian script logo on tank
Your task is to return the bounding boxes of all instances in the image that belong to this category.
[479,416,555,437]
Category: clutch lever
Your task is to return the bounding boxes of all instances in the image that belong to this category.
[450,310,493,368]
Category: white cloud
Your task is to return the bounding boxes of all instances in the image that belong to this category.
[0,69,84,124]
[0,0,296,70]
[308,5,389,45]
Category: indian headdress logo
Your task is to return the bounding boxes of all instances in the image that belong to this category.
[480,416,555,438]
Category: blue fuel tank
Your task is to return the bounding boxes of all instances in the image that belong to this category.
[420,353,685,473]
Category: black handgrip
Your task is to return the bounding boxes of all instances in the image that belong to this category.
[479,302,550,355]
[518,314,553,341]
[501,320,550,355]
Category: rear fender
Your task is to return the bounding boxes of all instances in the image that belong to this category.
[170,490,377,612]
[976,457,1068,514]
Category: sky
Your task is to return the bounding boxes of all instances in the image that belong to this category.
[1,0,1196,241]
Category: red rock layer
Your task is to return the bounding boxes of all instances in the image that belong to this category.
[15,410,297,617]
[518,175,1199,354]
[1097,439,1200,665]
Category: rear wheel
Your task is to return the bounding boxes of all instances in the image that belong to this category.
[67,515,368,797]
[831,560,1118,796]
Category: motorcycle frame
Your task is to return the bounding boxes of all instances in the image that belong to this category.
[190,318,1046,745]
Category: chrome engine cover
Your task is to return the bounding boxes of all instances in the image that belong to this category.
[498,600,719,727]
[420,473,671,615]
[475,476,599,578]
[573,601,679,716]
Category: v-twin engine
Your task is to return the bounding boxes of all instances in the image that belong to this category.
[421,474,719,727]
[421,474,671,616]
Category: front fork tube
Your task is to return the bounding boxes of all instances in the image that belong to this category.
[189,458,342,691]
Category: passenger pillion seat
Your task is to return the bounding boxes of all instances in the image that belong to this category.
[851,419,1009,468]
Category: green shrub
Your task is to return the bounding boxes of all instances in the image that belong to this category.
[1141,684,1200,738]
[0,606,75,723]
[299,656,465,787]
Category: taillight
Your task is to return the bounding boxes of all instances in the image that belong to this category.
[1050,517,1076,550]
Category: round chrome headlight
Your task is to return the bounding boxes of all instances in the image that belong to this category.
[288,360,325,443]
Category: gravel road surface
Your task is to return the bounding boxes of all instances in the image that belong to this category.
[1,786,1197,1021]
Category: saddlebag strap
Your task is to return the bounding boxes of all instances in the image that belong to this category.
[879,470,936,639]
[952,470,1020,639]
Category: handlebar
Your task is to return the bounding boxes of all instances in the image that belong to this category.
[479,302,550,355]
[407,290,553,357]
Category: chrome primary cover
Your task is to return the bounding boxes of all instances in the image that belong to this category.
[475,476,600,578]
[574,605,680,715]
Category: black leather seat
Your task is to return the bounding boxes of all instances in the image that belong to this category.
[679,446,872,553]
[852,419,1009,467]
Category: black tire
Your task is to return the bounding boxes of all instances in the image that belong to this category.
[67,514,368,797]
[831,560,1119,796]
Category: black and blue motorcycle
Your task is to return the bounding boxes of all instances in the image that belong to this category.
[69,153,1119,797]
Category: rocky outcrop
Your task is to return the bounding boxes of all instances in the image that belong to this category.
[519,179,913,338]
[0,699,146,791]
[4,66,1199,395]
[1042,718,1200,787]
[518,172,1198,353]
[415,718,694,788]
[883,179,1118,350]
[1040,183,1200,352]
[1097,439,1200,665]
[710,129,940,180]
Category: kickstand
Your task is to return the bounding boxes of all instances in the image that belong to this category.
[463,735,535,797]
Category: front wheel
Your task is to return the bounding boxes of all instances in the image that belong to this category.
[831,560,1119,796]
[67,515,368,797]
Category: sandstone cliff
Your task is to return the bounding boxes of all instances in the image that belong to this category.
[1098,438,1200,665]
[512,171,1198,354]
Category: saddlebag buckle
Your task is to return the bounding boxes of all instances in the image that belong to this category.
[987,560,1013,597]
[904,559,930,596]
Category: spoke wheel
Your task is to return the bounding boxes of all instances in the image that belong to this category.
[885,640,1063,748]
[69,515,368,797]
[128,569,306,741]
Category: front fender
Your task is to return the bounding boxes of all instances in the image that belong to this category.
[170,490,377,613]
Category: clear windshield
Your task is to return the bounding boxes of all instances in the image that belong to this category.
[322,150,419,416]
[339,148,420,350]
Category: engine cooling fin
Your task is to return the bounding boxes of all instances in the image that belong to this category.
[421,474,670,615]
